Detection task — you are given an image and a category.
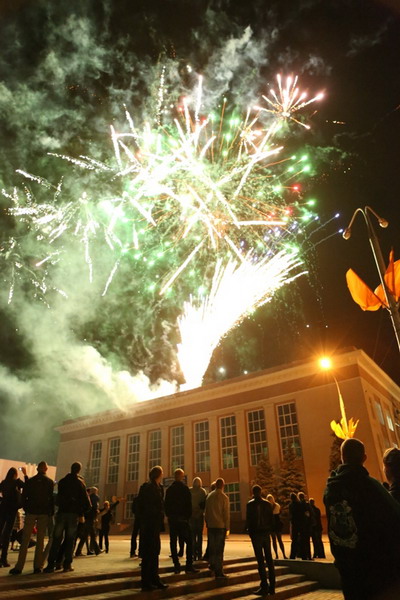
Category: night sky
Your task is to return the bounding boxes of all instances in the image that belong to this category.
[0,0,400,462]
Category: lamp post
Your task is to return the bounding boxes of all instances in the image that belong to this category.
[319,356,359,439]
[343,206,400,354]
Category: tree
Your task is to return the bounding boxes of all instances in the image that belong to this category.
[254,452,278,499]
[329,432,342,473]
[276,444,306,516]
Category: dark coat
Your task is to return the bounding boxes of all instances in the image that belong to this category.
[22,473,54,515]
[56,473,91,516]
[164,480,192,521]
[100,501,119,530]
[389,480,400,503]
[136,480,165,532]
[246,496,274,535]
[324,463,400,598]
[0,477,26,512]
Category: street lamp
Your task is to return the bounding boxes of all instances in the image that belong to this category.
[319,356,359,439]
[343,206,400,354]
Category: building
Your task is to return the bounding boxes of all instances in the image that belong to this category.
[55,348,400,531]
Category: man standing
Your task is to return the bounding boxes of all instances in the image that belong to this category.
[309,498,325,559]
[129,494,140,558]
[136,465,168,592]
[9,461,54,575]
[189,477,207,561]
[165,468,197,574]
[44,462,91,573]
[246,485,275,596]
[204,477,230,579]
[324,438,400,600]
[76,487,102,556]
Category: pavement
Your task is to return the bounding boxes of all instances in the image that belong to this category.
[0,534,343,599]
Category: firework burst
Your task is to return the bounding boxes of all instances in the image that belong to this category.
[1,72,324,388]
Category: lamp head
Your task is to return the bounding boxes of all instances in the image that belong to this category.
[342,228,351,240]
[319,356,332,370]
[379,218,389,228]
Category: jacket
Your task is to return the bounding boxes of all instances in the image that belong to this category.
[100,501,119,529]
[0,477,26,512]
[165,480,192,521]
[246,496,273,535]
[56,473,91,516]
[324,463,400,597]
[205,488,230,530]
[22,473,54,515]
[136,480,165,532]
[190,485,207,519]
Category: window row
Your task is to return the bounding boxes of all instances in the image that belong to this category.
[87,403,302,485]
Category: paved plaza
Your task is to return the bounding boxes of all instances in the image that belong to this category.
[0,534,343,599]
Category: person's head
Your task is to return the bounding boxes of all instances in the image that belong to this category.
[309,498,315,506]
[297,492,305,501]
[103,500,110,508]
[71,462,82,475]
[174,468,185,482]
[210,481,217,491]
[149,465,163,483]
[383,447,400,484]
[252,484,262,498]
[215,477,225,490]
[5,467,18,481]
[192,477,202,488]
[37,461,48,474]
[290,492,298,502]
[266,493,275,504]
[91,487,98,495]
[341,438,366,467]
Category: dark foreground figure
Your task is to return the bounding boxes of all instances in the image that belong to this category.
[324,438,400,600]
[136,465,168,592]
[246,484,275,596]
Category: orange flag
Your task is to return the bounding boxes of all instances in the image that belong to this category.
[346,269,383,311]
[346,251,400,311]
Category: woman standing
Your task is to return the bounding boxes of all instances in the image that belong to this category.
[383,447,400,502]
[0,467,27,567]
[98,498,120,553]
[267,494,287,559]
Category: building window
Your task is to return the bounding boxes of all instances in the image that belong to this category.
[171,425,184,473]
[127,434,140,481]
[225,482,241,512]
[277,402,302,457]
[374,400,385,425]
[124,493,134,520]
[247,409,268,466]
[107,438,120,484]
[194,421,210,472]
[220,415,239,469]
[386,412,395,432]
[88,441,102,486]
[148,430,162,470]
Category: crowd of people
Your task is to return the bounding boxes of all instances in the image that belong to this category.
[2,439,400,599]
[0,461,120,575]
[132,466,323,595]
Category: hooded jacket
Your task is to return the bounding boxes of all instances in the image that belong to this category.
[324,463,400,597]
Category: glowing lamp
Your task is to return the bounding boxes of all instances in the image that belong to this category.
[319,357,332,370]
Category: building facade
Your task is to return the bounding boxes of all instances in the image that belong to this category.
[55,348,400,531]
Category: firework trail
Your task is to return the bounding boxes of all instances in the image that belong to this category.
[177,250,306,389]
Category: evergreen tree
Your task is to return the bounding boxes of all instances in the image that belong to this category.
[254,452,278,498]
[276,444,306,516]
[329,431,342,473]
